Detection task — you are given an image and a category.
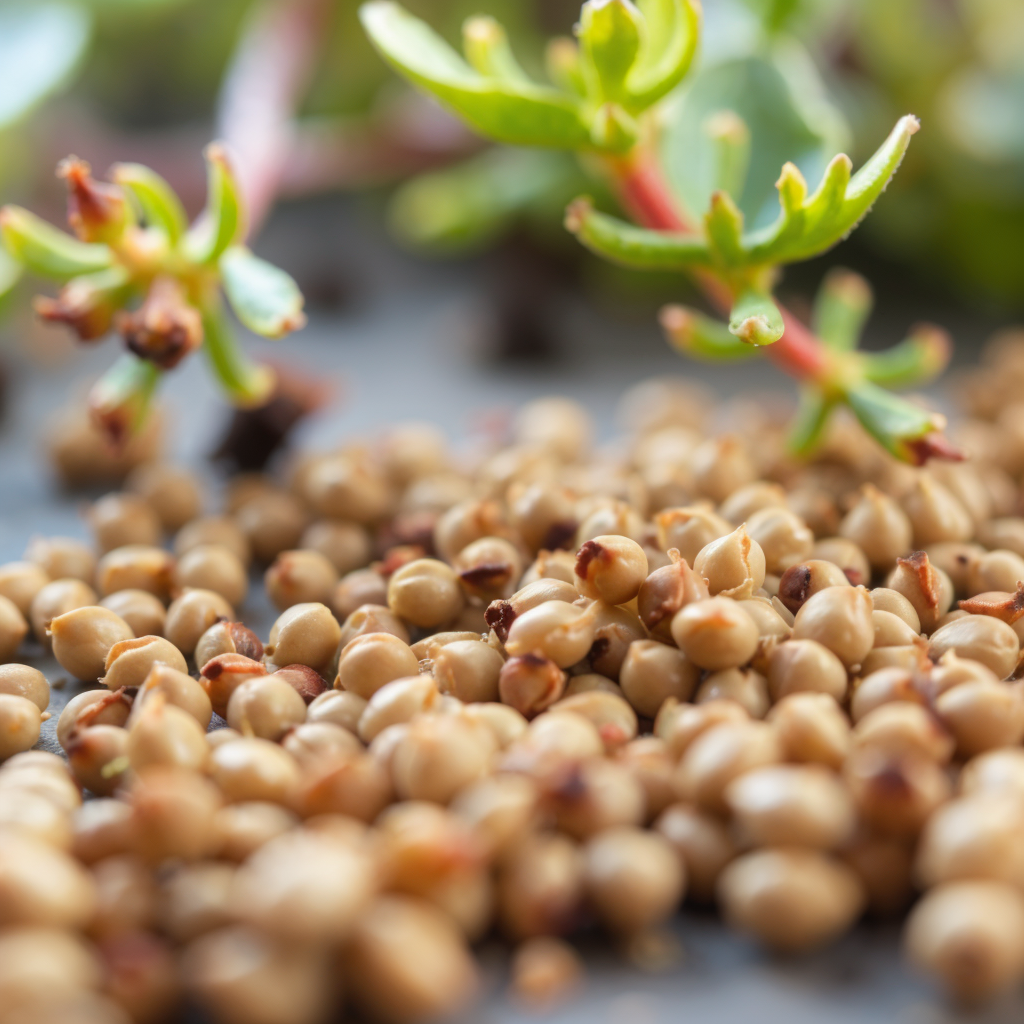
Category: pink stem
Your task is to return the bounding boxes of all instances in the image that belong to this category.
[215,0,329,234]
[609,151,828,382]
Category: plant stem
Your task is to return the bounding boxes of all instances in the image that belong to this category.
[201,301,276,407]
[605,149,828,382]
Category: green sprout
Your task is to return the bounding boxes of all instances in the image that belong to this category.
[0,146,305,444]
[361,0,957,464]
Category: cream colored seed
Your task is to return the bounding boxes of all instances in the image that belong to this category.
[792,585,874,669]
[96,544,174,599]
[767,638,848,702]
[335,632,420,700]
[670,597,759,671]
[0,664,49,712]
[30,578,97,646]
[24,535,96,583]
[226,675,307,742]
[573,535,648,606]
[165,588,235,658]
[100,588,166,639]
[265,602,341,674]
[175,544,248,608]
[265,549,339,611]
[50,606,134,682]
[927,614,1020,679]
[504,600,598,669]
[693,526,766,600]
[695,667,769,719]
[767,693,851,769]
[0,595,29,661]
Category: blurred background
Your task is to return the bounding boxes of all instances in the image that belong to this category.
[0,0,1022,487]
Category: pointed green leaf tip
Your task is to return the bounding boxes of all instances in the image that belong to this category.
[660,304,756,361]
[183,143,247,265]
[626,0,700,112]
[577,0,643,104]
[359,1,590,149]
[220,246,306,339]
[0,205,113,281]
[112,163,188,243]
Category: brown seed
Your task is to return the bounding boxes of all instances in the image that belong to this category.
[504,600,598,669]
[654,698,749,760]
[391,714,494,804]
[926,541,985,596]
[0,694,42,761]
[126,694,209,773]
[967,548,1024,597]
[269,664,329,705]
[127,461,202,532]
[195,619,263,668]
[791,585,874,669]
[935,679,1024,757]
[509,936,583,1010]
[296,751,392,822]
[853,701,954,763]
[214,802,298,863]
[164,589,234,659]
[282,721,361,767]
[777,560,850,615]
[636,552,709,641]
[66,724,129,796]
[690,435,754,504]
[717,848,864,952]
[655,802,737,903]
[869,587,922,631]
[0,832,97,928]
[656,504,731,565]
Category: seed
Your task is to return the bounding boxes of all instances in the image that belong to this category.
[335,632,420,700]
[926,541,985,596]
[264,549,339,611]
[88,493,162,554]
[839,484,912,571]
[573,535,648,606]
[199,654,267,720]
[674,720,782,814]
[71,799,136,865]
[345,895,479,1024]
[777,560,851,614]
[719,481,787,524]
[299,520,372,575]
[853,702,954,763]
[281,721,361,767]
[869,587,921,631]
[391,714,494,804]
[504,600,598,669]
[671,597,759,671]
[619,639,698,718]
[101,635,188,690]
[737,597,793,644]
[58,689,133,750]
[265,602,341,674]
[509,936,583,1010]
[269,664,329,704]
[693,526,766,600]
[0,694,42,761]
[0,664,49,712]
[24,535,96,583]
[841,833,914,918]
[551,691,638,752]
[127,694,209,772]
[960,747,1024,801]
[99,589,166,639]
[303,454,394,526]
[214,802,298,863]
[844,748,950,837]
[195,619,263,668]
[636,552,709,640]
[654,698,749,760]
[128,766,220,863]
[508,482,578,555]
[934,679,1024,757]
[66,724,130,795]
[583,826,684,934]
[0,926,100,1012]
[30,578,97,646]
[296,750,392,821]
[183,925,331,1024]
[967,548,1024,596]
[927,614,1019,678]
[902,473,974,546]
[226,676,307,741]
[871,609,920,648]
[725,764,855,850]
[450,774,537,861]
[50,605,134,681]
[156,594,231,667]
[236,491,309,563]
[497,831,585,938]
[459,702,528,750]
[768,639,849,709]
[306,689,366,733]
[126,462,201,532]
[0,595,28,660]
[905,881,1024,1002]
[96,545,174,599]
[690,434,754,503]
[745,507,814,576]
[655,803,737,903]
[174,545,248,608]
[0,831,97,928]
[810,537,871,587]
[452,536,523,604]
[174,516,251,567]
[717,848,864,952]
[331,569,389,621]
[232,828,375,943]
[696,667,770,718]
[387,558,464,628]
[133,663,212,728]
[209,738,300,807]
[519,549,578,587]
[429,640,502,703]
[655,504,731,565]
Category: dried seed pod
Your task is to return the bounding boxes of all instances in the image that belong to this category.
[99,589,166,640]
[636,551,708,641]
[655,504,731,565]
[927,614,1019,679]
[619,639,698,719]
[50,606,134,682]
[199,654,268,720]
[195,619,263,668]
[30,578,97,646]
[174,545,248,608]
[769,634,850,701]
[905,881,1024,1002]
[671,597,759,671]
[717,849,864,952]
[777,561,851,615]
[102,635,188,690]
[24,535,96,583]
[839,484,913,572]
[693,526,766,600]
[792,585,874,669]
[268,664,328,705]
[96,545,174,600]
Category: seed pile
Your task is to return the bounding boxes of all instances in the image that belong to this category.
[4,341,1024,1021]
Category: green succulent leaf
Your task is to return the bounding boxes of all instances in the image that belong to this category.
[88,353,162,446]
[111,162,188,243]
[565,197,711,270]
[0,206,113,281]
[729,286,784,346]
[706,111,752,204]
[360,1,591,150]
[626,0,700,111]
[660,304,758,361]
[704,190,746,268]
[862,325,952,389]
[462,16,529,83]
[744,116,920,265]
[0,3,90,130]
[220,246,306,339]
[578,0,644,105]
[546,38,587,97]
[0,248,21,299]
[201,303,276,407]
[183,144,247,265]
[812,267,872,351]
[787,386,834,457]
[844,379,946,463]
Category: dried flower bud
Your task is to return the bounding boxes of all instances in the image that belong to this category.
[34,270,126,341]
[58,156,132,243]
[116,277,202,369]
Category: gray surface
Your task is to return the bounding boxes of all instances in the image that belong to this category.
[1,205,1020,1021]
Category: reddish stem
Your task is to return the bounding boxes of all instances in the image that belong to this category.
[608,151,828,381]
